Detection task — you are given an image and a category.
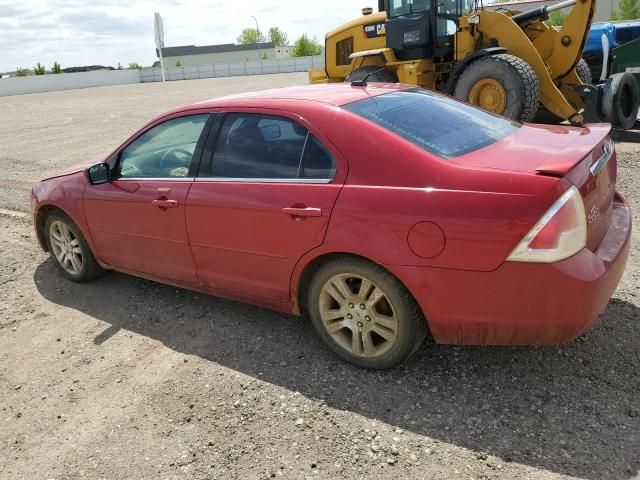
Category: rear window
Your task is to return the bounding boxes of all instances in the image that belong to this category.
[344,89,519,159]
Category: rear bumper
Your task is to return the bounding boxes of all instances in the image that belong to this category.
[394,193,632,345]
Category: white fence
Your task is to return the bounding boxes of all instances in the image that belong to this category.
[0,69,141,97]
[0,56,324,97]
[140,55,324,83]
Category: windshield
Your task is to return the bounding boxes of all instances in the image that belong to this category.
[344,89,520,159]
[390,0,431,17]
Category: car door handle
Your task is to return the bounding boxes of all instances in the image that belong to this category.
[152,199,179,209]
[282,206,322,218]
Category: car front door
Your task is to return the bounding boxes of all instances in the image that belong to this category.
[185,111,346,303]
[84,113,213,284]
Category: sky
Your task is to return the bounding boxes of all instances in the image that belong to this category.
[0,0,370,72]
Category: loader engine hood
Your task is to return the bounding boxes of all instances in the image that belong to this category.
[452,123,612,175]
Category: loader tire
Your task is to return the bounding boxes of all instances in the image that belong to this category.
[346,66,399,83]
[601,72,639,130]
[575,58,593,84]
[454,54,540,122]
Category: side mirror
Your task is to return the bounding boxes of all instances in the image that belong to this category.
[87,163,110,185]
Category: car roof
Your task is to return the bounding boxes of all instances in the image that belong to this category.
[182,83,412,111]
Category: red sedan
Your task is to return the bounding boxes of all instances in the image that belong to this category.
[31,84,631,369]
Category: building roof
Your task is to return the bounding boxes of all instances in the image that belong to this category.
[157,42,275,58]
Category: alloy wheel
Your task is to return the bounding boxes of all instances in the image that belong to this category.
[49,220,83,275]
[319,273,399,358]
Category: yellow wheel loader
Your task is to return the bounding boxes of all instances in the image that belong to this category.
[309,0,639,129]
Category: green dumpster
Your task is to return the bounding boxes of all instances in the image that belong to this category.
[612,37,640,91]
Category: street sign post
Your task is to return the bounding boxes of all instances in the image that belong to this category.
[154,12,166,83]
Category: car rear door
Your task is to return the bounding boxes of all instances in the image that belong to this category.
[185,110,346,303]
[84,113,214,284]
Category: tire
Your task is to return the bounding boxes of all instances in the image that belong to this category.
[307,257,427,370]
[45,211,104,283]
[454,54,540,122]
[345,65,399,83]
[575,58,593,85]
[601,72,639,130]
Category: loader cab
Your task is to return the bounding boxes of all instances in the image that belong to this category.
[384,0,467,61]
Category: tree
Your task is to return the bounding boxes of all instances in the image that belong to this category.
[117,62,123,70]
[175,59,182,67]
[237,28,266,45]
[268,27,289,46]
[292,35,323,57]
[128,62,142,70]
[15,67,28,77]
[34,63,46,75]
[611,0,640,20]
[52,61,62,74]
[546,10,569,26]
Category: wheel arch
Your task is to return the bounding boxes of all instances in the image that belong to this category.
[292,251,431,336]
[35,204,69,252]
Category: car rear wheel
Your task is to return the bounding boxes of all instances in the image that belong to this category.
[307,257,427,369]
[45,212,104,282]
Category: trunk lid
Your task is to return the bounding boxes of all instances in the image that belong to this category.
[452,123,612,175]
[565,135,617,252]
[453,122,615,252]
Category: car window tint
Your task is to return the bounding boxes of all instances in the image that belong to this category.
[344,89,519,159]
[210,113,308,179]
[119,115,208,178]
[301,135,336,179]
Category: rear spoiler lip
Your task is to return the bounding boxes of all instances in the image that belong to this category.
[534,124,612,176]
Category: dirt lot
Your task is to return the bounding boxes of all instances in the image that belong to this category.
[0,73,639,480]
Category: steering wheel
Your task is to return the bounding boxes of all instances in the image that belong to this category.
[159,147,193,175]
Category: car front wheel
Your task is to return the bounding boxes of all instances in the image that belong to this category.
[45,212,104,282]
[308,257,427,369]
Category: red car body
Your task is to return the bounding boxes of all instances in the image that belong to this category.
[31,84,631,345]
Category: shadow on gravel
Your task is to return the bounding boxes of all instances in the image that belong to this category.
[34,259,640,480]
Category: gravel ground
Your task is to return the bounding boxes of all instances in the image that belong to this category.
[0,73,639,480]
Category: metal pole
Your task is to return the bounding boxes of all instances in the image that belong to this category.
[158,50,166,83]
[251,15,262,73]
[545,0,577,13]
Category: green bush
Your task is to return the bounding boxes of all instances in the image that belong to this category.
[546,10,569,26]
[292,35,323,57]
[611,0,640,20]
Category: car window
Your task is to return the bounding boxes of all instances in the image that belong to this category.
[118,115,209,178]
[208,113,336,181]
[301,135,336,179]
[390,0,431,16]
[344,89,519,159]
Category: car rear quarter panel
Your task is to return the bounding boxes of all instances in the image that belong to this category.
[298,109,568,272]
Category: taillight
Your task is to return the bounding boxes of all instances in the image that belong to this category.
[507,186,587,263]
